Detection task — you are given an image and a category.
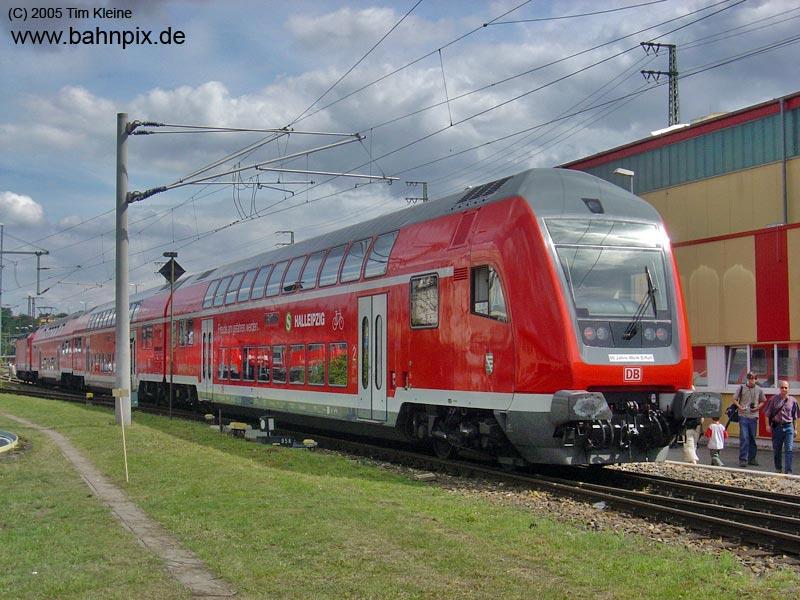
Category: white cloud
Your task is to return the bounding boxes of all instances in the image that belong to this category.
[0,191,46,226]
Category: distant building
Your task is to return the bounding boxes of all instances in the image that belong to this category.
[563,91,800,438]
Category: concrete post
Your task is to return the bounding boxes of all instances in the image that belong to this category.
[115,113,131,426]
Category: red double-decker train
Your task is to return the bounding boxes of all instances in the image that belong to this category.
[16,168,719,465]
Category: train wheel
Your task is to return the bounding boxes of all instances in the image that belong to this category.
[432,438,455,460]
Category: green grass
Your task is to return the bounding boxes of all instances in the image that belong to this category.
[1,393,799,599]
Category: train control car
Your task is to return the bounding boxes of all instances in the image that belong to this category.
[19,167,720,466]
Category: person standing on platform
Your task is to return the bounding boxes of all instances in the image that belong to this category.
[732,371,767,467]
[705,416,728,466]
[765,380,799,474]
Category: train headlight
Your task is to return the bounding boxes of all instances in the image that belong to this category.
[643,327,656,341]
[583,326,596,341]
[596,326,610,341]
[656,327,668,341]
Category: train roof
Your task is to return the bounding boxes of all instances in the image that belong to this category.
[175,167,660,283]
[83,167,661,315]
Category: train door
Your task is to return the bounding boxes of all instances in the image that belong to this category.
[357,294,387,421]
[200,319,214,400]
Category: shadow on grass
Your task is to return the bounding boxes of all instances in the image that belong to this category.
[131,409,424,488]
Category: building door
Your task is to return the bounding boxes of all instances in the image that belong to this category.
[357,294,387,421]
[200,319,214,400]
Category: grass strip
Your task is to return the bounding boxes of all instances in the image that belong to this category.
[1,393,799,599]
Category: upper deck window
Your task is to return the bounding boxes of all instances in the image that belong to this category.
[225,273,245,305]
[300,251,325,290]
[340,238,370,283]
[266,261,288,297]
[203,280,220,309]
[281,257,306,293]
[213,276,232,307]
[319,245,347,287]
[364,231,398,278]
[546,219,660,248]
[250,265,272,300]
[237,269,258,302]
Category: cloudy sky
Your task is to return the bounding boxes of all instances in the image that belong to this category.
[1,0,798,315]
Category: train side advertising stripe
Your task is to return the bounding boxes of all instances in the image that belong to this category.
[755,228,789,342]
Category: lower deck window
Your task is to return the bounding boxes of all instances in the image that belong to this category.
[272,346,286,383]
[328,342,347,386]
[308,343,325,385]
[289,344,305,384]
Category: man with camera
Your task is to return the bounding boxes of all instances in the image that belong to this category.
[732,371,767,467]
[765,381,799,474]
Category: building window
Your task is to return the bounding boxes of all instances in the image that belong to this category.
[777,344,800,389]
[328,342,347,387]
[692,346,708,387]
[410,274,438,328]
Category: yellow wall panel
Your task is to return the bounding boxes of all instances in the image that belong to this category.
[645,163,784,244]
[788,158,800,224]
[675,236,756,345]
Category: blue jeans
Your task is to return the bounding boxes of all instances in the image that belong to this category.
[771,423,795,474]
[738,417,758,463]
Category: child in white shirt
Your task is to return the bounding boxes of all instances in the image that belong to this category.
[705,416,729,466]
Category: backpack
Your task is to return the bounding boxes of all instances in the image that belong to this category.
[725,385,742,423]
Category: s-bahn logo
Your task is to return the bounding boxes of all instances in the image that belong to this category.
[285,312,292,332]
[623,367,642,382]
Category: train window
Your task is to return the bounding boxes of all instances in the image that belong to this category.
[375,315,383,390]
[225,273,245,305]
[328,342,348,387]
[340,238,370,282]
[218,348,228,380]
[281,257,306,293]
[213,276,232,307]
[203,280,220,309]
[272,346,286,383]
[243,347,256,381]
[237,269,259,302]
[410,274,439,328]
[178,321,186,347]
[229,348,242,380]
[257,346,270,382]
[364,231,398,278]
[471,266,508,322]
[266,261,289,297]
[250,265,272,300]
[319,245,347,287]
[289,344,305,384]
[307,343,325,386]
[361,317,370,389]
[300,251,325,290]
[186,319,194,345]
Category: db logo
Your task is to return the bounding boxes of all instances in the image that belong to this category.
[623,367,642,382]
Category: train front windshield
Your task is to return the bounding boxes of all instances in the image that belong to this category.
[547,219,670,320]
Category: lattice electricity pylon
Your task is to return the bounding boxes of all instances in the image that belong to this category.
[641,42,679,126]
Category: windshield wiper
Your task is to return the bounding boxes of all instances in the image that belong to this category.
[622,266,658,340]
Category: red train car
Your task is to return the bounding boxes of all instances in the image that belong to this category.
[23,168,720,465]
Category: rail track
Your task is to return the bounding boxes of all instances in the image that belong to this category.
[5,383,800,558]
